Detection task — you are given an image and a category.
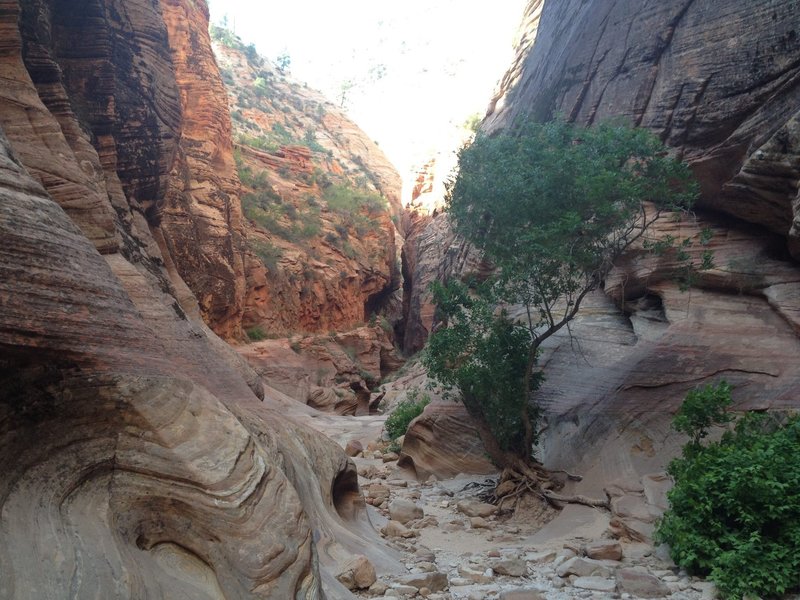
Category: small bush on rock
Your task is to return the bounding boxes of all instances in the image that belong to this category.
[385,391,430,440]
[656,382,800,599]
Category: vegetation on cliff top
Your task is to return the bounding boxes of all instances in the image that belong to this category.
[424,119,699,499]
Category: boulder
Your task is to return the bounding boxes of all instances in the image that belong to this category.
[382,520,415,538]
[389,497,424,524]
[336,555,377,590]
[584,540,623,561]
[456,499,498,518]
[556,557,615,578]
[398,571,448,592]
[616,568,671,598]
[573,576,617,593]
[344,439,363,457]
[492,558,528,577]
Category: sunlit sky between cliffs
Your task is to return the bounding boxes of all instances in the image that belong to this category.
[208,0,527,175]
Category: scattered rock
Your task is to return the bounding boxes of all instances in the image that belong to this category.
[369,580,389,595]
[382,520,415,538]
[470,516,490,529]
[398,571,448,592]
[457,564,493,584]
[616,568,671,598]
[344,439,363,457]
[573,576,617,592]
[556,557,615,578]
[335,555,376,590]
[456,499,498,518]
[584,540,623,561]
[525,549,557,563]
[382,452,400,463]
[492,558,527,577]
[499,589,547,600]
[389,498,424,524]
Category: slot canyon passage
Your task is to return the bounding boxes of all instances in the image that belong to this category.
[1,0,799,599]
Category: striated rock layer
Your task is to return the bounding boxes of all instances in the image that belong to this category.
[0,1,398,597]
[485,0,800,257]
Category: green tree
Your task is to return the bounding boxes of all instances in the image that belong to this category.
[656,383,800,599]
[424,119,698,492]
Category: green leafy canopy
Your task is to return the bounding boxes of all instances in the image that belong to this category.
[657,382,800,599]
[424,119,698,468]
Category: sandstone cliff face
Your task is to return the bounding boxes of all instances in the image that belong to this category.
[485,0,800,257]
[212,35,402,337]
[0,1,397,597]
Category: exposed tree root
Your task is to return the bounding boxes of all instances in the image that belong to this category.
[488,465,610,512]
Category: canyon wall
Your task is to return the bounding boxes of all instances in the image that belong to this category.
[0,1,395,597]
[401,0,800,491]
[212,36,402,338]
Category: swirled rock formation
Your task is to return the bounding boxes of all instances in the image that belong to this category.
[0,1,399,597]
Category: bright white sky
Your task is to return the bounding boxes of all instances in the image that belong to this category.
[208,1,526,174]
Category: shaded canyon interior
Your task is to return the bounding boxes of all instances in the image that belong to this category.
[0,0,799,599]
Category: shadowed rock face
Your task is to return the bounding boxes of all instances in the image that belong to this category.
[0,1,398,597]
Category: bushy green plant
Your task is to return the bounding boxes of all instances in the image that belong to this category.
[246,326,267,341]
[249,239,282,272]
[656,382,800,599]
[385,391,431,440]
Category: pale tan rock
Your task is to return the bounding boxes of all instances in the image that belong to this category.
[336,554,377,590]
[456,499,499,518]
[470,517,491,529]
[584,540,623,561]
[398,571,448,592]
[492,558,528,577]
[616,568,671,598]
[382,520,415,538]
[345,439,363,457]
[389,498,424,524]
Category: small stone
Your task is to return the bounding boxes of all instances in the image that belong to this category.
[457,564,493,584]
[369,580,389,595]
[492,558,528,577]
[525,549,557,563]
[456,499,499,518]
[584,540,623,561]
[419,588,431,598]
[470,516,490,529]
[389,498,424,524]
[382,520,415,538]
[573,576,617,592]
[616,567,671,598]
[557,557,614,578]
[499,589,547,600]
[390,584,418,596]
[398,571,448,592]
[335,554,376,590]
[487,549,501,558]
[344,439,363,457]
[382,452,400,462]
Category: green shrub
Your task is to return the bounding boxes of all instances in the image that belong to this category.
[656,382,800,599]
[384,391,431,440]
[249,239,282,272]
[246,326,267,341]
